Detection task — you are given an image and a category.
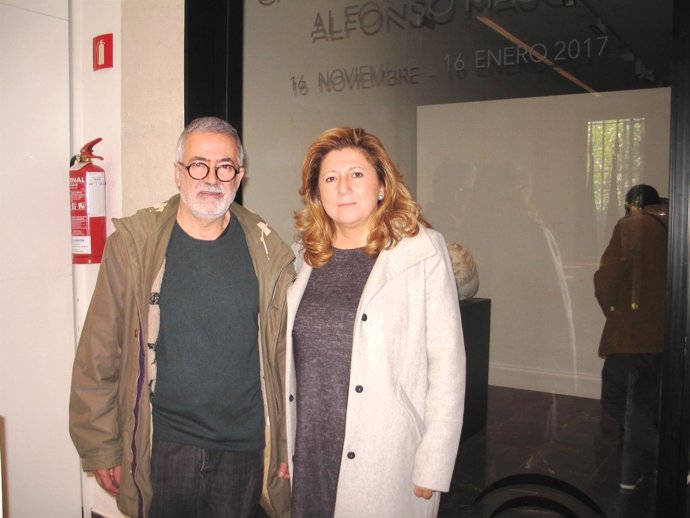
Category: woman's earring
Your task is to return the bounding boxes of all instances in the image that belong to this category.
[377,193,384,201]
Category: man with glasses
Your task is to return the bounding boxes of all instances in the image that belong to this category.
[69,117,294,518]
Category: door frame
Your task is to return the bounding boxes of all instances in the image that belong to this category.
[656,0,690,515]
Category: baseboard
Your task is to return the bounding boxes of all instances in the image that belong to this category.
[489,362,601,399]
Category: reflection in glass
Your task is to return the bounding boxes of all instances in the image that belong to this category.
[244,1,675,515]
[595,184,667,494]
[417,90,668,517]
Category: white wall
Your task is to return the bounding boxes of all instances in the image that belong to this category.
[121,0,184,214]
[0,1,183,517]
[0,2,81,517]
[71,0,185,228]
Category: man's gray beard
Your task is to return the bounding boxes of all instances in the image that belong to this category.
[180,185,237,220]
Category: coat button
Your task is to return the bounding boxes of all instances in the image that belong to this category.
[289,394,294,402]
[355,385,363,393]
[347,451,355,459]
[361,314,368,321]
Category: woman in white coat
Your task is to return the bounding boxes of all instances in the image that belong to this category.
[286,127,466,518]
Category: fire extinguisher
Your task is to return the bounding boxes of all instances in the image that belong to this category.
[70,138,106,264]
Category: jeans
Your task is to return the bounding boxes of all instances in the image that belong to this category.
[149,439,263,518]
[601,353,662,484]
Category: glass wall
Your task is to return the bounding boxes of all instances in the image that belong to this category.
[242,1,674,516]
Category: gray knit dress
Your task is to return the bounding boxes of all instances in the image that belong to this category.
[291,248,375,518]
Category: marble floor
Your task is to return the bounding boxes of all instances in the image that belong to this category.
[255,385,663,518]
[439,385,657,518]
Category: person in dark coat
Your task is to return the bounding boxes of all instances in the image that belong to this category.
[594,184,668,493]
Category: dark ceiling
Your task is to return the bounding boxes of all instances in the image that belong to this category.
[486,0,674,92]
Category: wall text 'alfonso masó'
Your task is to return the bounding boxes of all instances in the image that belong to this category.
[311,0,456,42]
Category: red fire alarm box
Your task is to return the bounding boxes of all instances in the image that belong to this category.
[93,34,113,71]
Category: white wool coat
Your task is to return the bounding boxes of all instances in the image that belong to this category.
[286,226,466,518]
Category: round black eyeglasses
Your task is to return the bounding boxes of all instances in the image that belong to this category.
[177,161,239,182]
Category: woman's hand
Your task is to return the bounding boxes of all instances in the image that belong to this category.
[414,485,433,499]
[276,462,290,480]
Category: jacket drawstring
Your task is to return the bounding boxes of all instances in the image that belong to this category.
[257,222,271,258]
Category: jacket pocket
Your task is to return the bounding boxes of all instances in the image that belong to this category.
[395,384,425,442]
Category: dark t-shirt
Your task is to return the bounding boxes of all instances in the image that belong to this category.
[152,217,264,451]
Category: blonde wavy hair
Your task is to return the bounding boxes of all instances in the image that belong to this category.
[295,127,428,268]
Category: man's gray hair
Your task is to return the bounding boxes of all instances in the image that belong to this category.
[176,116,245,166]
